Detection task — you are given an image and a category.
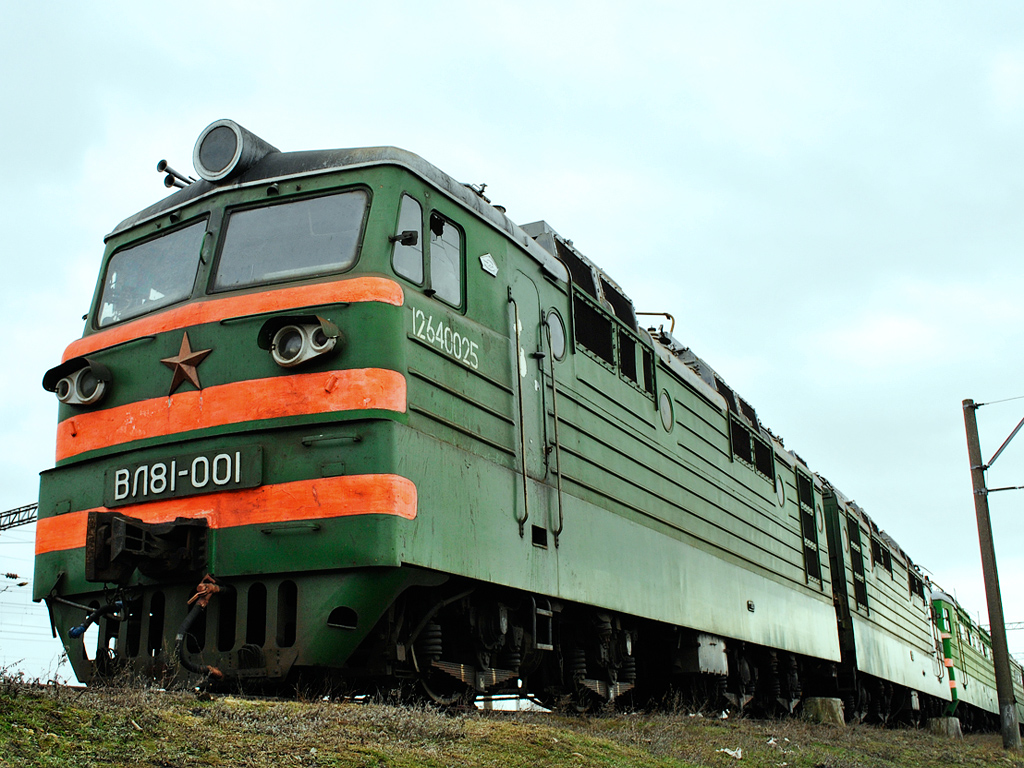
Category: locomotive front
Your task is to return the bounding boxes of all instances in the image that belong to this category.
[34,121,422,686]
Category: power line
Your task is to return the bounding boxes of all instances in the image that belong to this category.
[978,394,1024,407]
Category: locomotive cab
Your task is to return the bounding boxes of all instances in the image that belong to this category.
[37,122,451,686]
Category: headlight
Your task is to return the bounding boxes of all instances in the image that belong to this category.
[43,358,111,406]
[193,119,279,183]
[271,323,338,368]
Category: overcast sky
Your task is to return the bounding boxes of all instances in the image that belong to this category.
[3,1,1024,679]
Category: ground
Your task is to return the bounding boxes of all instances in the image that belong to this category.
[1,672,1021,768]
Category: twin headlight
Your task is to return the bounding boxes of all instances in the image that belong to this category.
[270,322,338,367]
[260,316,342,369]
[42,358,111,406]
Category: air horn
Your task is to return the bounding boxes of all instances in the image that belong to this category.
[157,159,194,188]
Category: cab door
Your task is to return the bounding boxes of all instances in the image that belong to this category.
[509,270,557,545]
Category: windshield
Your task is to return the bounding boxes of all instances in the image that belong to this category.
[212,190,368,292]
[97,220,206,328]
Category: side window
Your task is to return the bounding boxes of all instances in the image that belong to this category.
[729,415,775,483]
[618,330,638,382]
[556,240,597,296]
[601,278,637,330]
[392,194,423,283]
[573,291,615,365]
[545,310,567,361]
[391,198,463,308]
[797,471,822,587]
[571,285,656,397]
[428,212,462,307]
[848,517,868,609]
[909,570,925,601]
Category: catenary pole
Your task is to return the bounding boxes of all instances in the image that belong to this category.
[963,398,1021,749]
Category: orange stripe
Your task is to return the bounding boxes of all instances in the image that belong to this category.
[63,277,404,362]
[35,473,417,555]
[56,368,406,461]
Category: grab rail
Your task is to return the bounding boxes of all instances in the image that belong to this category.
[545,318,565,547]
[508,288,529,537]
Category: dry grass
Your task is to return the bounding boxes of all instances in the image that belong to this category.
[1,670,1022,768]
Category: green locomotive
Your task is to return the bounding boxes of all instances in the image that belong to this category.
[34,120,979,718]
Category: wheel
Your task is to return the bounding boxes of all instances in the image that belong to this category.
[418,673,477,708]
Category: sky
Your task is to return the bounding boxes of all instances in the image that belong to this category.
[3,1,1024,679]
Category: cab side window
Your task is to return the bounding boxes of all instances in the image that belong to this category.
[391,195,463,308]
[429,212,462,307]
[393,194,423,283]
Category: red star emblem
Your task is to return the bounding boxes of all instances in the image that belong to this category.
[160,332,212,395]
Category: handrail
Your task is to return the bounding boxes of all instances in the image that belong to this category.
[545,319,565,547]
[957,623,970,688]
[508,288,529,537]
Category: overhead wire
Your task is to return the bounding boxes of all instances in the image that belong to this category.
[0,529,57,669]
[977,394,1024,407]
